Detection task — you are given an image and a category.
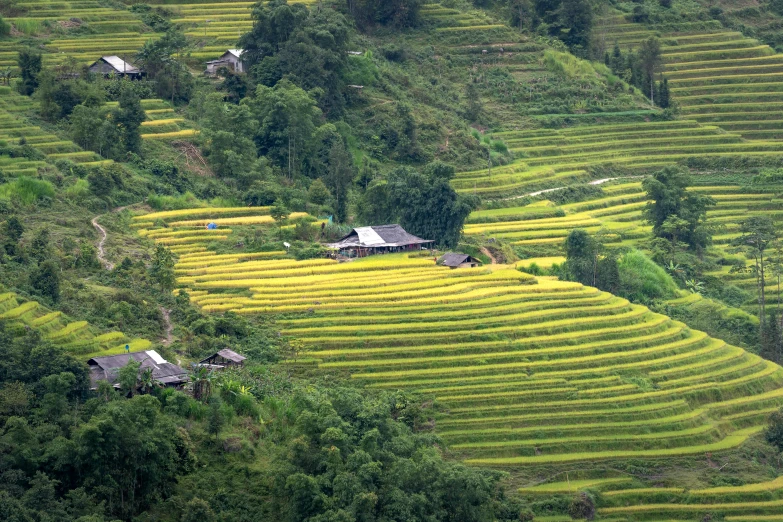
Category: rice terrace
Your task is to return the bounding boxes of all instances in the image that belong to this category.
[7,0,783,520]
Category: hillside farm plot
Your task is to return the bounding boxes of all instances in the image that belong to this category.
[466,181,783,306]
[132,205,313,256]
[601,12,783,141]
[173,251,783,467]
[0,290,147,359]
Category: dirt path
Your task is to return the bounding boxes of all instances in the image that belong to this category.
[91,206,130,271]
[480,246,498,264]
[501,176,645,201]
[91,216,114,270]
[159,306,173,346]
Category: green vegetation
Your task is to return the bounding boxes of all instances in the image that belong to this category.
[2,0,783,519]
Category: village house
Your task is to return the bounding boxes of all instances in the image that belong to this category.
[205,49,245,75]
[87,350,187,389]
[327,224,434,258]
[199,348,246,369]
[88,56,144,79]
[438,252,482,269]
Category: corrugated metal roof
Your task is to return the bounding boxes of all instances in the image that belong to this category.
[88,350,187,388]
[99,56,139,73]
[226,49,244,58]
[327,224,433,249]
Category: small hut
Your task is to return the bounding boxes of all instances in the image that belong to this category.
[326,224,434,258]
[205,49,245,75]
[87,350,187,389]
[199,348,246,368]
[438,252,482,269]
[88,56,144,79]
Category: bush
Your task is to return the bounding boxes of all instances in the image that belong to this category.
[618,249,679,303]
[0,177,55,205]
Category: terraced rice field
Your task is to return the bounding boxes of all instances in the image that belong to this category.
[104,98,196,140]
[466,181,783,307]
[454,120,783,198]
[0,86,109,171]
[157,232,783,467]
[0,289,147,359]
[132,205,313,255]
[602,12,783,141]
[0,0,317,69]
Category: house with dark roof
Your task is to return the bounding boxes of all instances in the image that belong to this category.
[87,350,187,389]
[438,252,482,269]
[205,49,245,75]
[199,348,246,368]
[88,56,144,79]
[326,224,434,258]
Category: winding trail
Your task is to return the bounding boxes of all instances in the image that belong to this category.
[91,216,114,270]
[501,176,645,201]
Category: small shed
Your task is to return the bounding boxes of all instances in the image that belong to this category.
[327,224,434,258]
[199,348,246,367]
[205,49,245,75]
[87,350,187,389]
[88,56,143,79]
[438,252,482,269]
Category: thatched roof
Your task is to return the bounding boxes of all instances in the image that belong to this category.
[327,225,433,249]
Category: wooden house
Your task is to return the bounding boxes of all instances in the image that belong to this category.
[199,348,246,368]
[88,56,144,79]
[87,350,187,389]
[438,253,482,269]
[327,224,434,258]
[205,49,245,75]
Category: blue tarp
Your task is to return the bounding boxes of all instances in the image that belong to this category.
[206,222,217,230]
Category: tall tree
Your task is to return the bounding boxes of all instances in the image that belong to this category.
[564,228,598,286]
[638,37,662,105]
[245,79,323,178]
[325,139,355,223]
[113,89,145,155]
[732,216,777,334]
[16,49,42,96]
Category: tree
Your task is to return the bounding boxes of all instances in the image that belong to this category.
[181,498,216,522]
[0,15,10,37]
[149,244,176,290]
[465,81,482,122]
[360,162,477,249]
[239,1,350,113]
[30,260,60,302]
[118,358,141,397]
[135,29,193,104]
[638,37,662,105]
[351,0,422,30]
[16,49,41,96]
[564,229,598,286]
[325,139,355,223]
[642,167,715,253]
[113,88,145,155]
[245,80,323,178]
[766,408,783,452]
[189,366,214,402]
[732,216,777,337]
[307,178,331,206]
[207,400,225,440]
[4,216,24,242]
[658,75,671,109]
[270,200,290,224]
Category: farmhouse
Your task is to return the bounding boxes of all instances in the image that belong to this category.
[327,224,434,257]
[88,56,143,79]
[87,350,187,389]
[205,49,245,75]
[199,348,246,368]
[438,252,482,269]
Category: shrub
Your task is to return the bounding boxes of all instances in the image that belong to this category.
[618,250,679,303]
[0,177,55,205]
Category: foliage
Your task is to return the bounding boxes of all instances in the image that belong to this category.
[618,249,680,303]
[766,408,783,453]
[149,244,176,290]
[16,49,41,96]
[358,161,478,248]
[642,167,715,253]
[349,0,422,30]
[239,0,350,113]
